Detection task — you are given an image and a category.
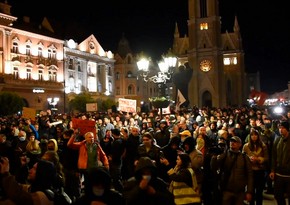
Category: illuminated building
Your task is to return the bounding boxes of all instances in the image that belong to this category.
[173,0,260,107]
[0,2,114,113]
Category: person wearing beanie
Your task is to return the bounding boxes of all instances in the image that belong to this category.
[270,120,290,205]
[0,158,57,205]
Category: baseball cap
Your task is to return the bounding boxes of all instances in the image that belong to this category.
[230,136,242,144]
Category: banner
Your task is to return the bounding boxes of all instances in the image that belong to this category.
[72,118,96,137]
[22,107,36,119]
[118,98,137,113]
[86,103,98,112]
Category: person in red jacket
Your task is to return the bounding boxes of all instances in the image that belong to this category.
[67,130,109,193]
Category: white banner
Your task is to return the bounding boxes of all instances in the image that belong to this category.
[86,103,98,112]
[118,98,137,113]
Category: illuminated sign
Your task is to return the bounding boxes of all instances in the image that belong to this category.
[33,89,45,93]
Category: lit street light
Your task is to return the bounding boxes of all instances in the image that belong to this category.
[137,51,177,118]
[47,97,59,113]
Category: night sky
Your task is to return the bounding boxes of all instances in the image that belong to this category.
[7,0,290,95]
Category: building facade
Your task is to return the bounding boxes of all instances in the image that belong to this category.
[114,35,159,111]
[0,2,114,114]
[64,36,115,107]
[0,2,65,113]
[173,0,258,108]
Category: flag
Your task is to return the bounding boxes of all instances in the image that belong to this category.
[176,89,186,112]
[249,89,268,106]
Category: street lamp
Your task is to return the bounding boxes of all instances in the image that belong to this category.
[47,97,59,113]
[137,53,177,84]
[137,51,177,118]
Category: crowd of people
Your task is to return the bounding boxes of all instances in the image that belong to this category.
[0,106,289,205]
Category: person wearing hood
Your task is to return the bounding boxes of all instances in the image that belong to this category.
[160,136,183,182]
[123,156,175,205]
[0,157,57,205]
[74,166,125,205]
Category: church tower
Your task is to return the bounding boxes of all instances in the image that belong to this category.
[173,0,246,107]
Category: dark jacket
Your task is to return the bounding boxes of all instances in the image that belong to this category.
[74,167,125,205]
[211,150,254,194]
[272,134,290,175]
[123,157,175,205]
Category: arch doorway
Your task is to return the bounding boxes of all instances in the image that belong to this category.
[202,91,212,108]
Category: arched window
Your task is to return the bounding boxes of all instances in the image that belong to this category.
[128,84,135,94]
[12,42,18,53]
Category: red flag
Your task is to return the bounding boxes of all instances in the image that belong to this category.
[249,90,268,106]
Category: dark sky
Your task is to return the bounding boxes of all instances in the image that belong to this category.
[7,0,290,95]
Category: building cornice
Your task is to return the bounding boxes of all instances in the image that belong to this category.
[64,47,115,63]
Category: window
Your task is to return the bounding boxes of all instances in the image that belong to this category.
[69,59,73,70]
[69,71,74,78]
[200,23,208,30]
[108,66,112,76]
[223,57,238,65]
[223,58,230,65]
[116,87,120,95]
[48,67,57,81]
[108,80,112,92]
[38,47,43,57]
[38,69,43,80]
[48,49,52,59]
[98,81,102,93]
[69,77,74,92]
[12,42,18,53]
[128,85,134,94]
[77,62,81,72]
[116,72,120,80]
[26,68,32,80]
[26,45,31,55]
[233,57,237,65]
[88,76,97,92]
[13,67,19,79]
[52,49,56,59]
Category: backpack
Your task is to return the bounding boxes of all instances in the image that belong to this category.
[45,188,72,205]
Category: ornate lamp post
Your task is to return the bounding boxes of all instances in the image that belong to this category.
[47,97,59,114]
[137,52,177,118]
